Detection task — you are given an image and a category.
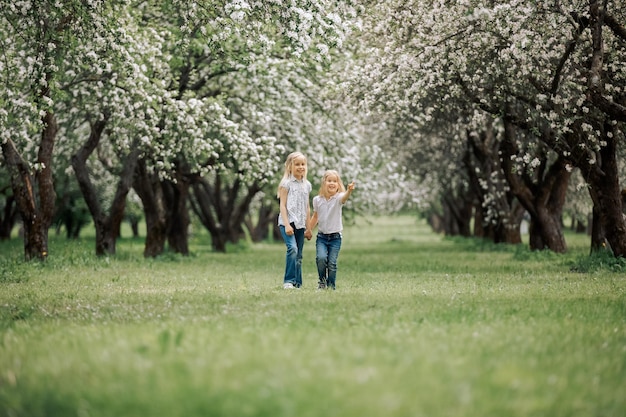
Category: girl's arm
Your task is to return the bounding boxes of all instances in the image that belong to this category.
[341,181,356,204]
[279,187,294,235]
[309,211,318,232]
[305,200,312,240]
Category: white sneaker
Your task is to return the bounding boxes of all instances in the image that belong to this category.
[283,283,295,289]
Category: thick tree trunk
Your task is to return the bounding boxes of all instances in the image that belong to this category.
[134,159,167,258]
[1,110,57,261]
[465,124,523,244]
[581,124,626,256]
[530,160,570,253]
[589,205,608,253]
[528,207,567,252]
[500,120,569,253]
[492,202,525,245]
[582,4,626,255]
[163,176,190,255]
[190,175,261,252]
[72,116,139,256]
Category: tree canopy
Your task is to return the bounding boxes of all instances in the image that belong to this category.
[1,0,624,259]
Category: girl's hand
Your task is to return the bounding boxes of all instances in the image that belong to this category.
[348,181,356,191]
[285,224,294,236]
[305,229,312,240]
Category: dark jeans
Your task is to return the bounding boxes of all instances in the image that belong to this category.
[279,223,305,287]
[315,232,342,289]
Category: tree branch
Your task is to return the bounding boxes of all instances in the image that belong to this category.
[605,13,626,41]
[588,1,626,122]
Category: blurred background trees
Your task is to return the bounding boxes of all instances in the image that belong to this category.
[1,0,624,259]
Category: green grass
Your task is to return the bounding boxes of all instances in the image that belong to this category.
[0,216,625,417]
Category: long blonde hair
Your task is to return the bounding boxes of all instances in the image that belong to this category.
[318,170,346,199]
[276,151,308,197]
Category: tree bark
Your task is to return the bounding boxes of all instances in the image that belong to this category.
[579,122,626,256]
[465,124,523,244]
[439,191,472,237]
[0,193,18,240]
[245,201,278,242]
[589,205,608,253]
[500,120,568,253]
[72,116,140,256]
[582,3,626,256]
[190,174,262,252]
[1,110,57,260]
[588,2,626,122]
[163,174,190,255]
[133,159,167,258]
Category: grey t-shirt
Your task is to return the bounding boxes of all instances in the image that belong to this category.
[312,192,346,234]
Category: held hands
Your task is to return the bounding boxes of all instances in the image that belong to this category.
[285,225,313,240]
[285,224,312,240]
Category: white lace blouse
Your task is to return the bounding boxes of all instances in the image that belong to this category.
[277,176,312,229]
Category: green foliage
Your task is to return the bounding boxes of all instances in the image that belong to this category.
[570,250,626,273]
[0,216,624,417]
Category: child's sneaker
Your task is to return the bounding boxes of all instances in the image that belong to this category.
[283,283,295,289]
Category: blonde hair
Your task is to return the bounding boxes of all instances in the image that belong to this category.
[318,170,346,199]
[276,151,308,197]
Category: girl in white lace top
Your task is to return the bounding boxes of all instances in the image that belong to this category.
[277,152,312,288]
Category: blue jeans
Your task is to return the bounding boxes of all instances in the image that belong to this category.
[315,232,342,289]
[279,223,305,287]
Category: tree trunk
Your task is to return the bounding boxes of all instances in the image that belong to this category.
[104,147,140,253]
[465,123,523,244]
[1,110,57,261]
[428,212,445,234]
[245,202,278,242]
[190,174,261,252]
[0,194,18,240]
[500,119,569,253]
[575,220,587,234]
[587,1,626,123]
[589,205,608,253]
[438,189,473,237]
[473,205,485,238]
[582,3,626,255]
[133,159,167,258]
[580,123,626,256]
[72,116,139,256]
[492,202,525,245]
[163,176,190,255]
[440,193,472,237]
[129,218,139,237]
[528,207,567,252]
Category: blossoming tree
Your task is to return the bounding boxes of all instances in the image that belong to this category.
[348,0,626,255]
